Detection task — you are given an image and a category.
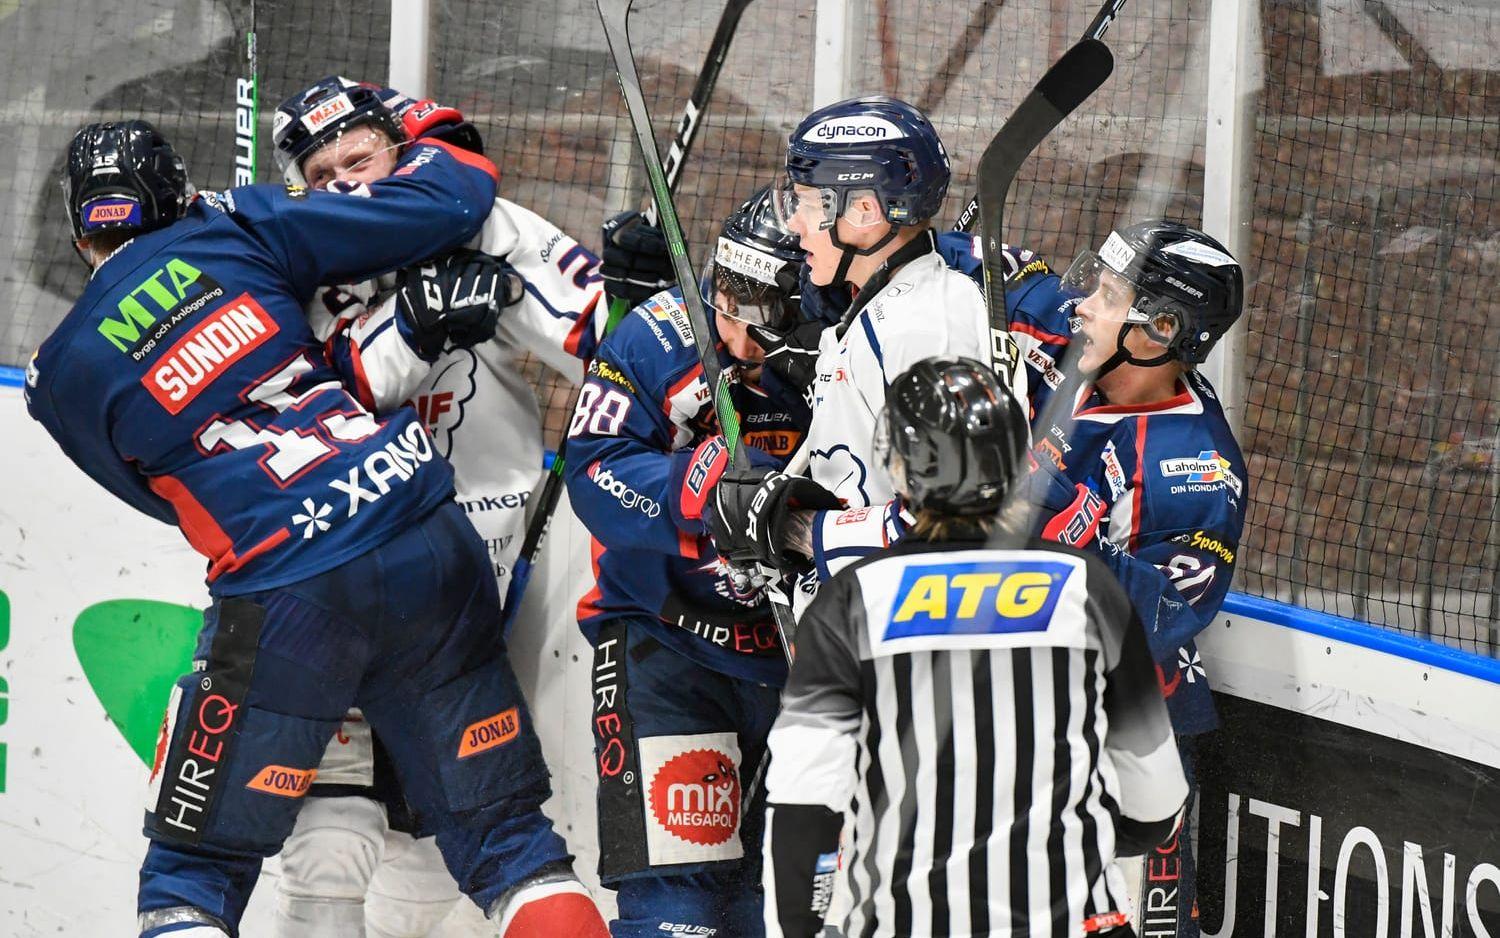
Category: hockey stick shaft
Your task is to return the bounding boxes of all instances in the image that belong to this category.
[233,1,258,186]
[953,0,1129,233]
[598,0,802,663]
[503,0,755,632]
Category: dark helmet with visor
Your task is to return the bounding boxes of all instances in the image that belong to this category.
[63,120,191,246]
[875,356,1030,516]
[1060,220,1244,368]
[773,96,950,284]
[700,185,805,334]
[271,76,406,186]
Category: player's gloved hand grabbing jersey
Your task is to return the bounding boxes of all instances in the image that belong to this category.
[395,248,522,360]
[706,468,843,574]
[600,209,676,305]
[376,87,485,154]
[747,319,824,397]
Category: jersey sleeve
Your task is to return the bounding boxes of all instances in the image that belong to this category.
[763,571,865,938]
[25,342,176,525]
[484,199,607,377]
[316,287,432,414]
[225,137,499,298]
[808,500,911,581]
[562,315,718,555]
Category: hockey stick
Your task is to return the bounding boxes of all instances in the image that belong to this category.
[597,0,801,664]
[501,0,754,635]
[953,0,1128,233]
[977,38,1114,354]
[232,0,258,186]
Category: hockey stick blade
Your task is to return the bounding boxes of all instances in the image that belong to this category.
[978,38,1113,332]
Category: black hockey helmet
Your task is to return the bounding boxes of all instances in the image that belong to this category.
[1061,220,1244,368]
[271,76,406,186]
[875,356,1030,516]
[700,185,805,332]
[63,120,191,244]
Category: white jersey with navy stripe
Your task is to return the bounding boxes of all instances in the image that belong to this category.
[805,247,996,510]
[764,536,1187,938]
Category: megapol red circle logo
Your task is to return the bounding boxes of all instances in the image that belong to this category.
[648,748,740,846]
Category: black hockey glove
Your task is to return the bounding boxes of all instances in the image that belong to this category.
[748,320,825,396]
[798,263,852,327]
[706,468,843,572]
[395,249,522,361]
[601,210,676,306]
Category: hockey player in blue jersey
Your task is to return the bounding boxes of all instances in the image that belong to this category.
[1000,220,1248,938]
[563,187,811,937]
[27,120,608,937]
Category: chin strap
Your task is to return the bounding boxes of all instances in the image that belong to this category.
[828,218,901,289]
[1088,322,1175,381]
[834,229,937,339]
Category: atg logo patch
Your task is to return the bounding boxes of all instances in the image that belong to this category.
[885,559,1073,639]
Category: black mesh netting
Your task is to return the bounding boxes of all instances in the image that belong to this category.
[2,0,1496,653]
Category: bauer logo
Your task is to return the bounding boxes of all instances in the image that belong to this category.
[245,764,318,797]
[83,198,141,229]
[641,734,743,865]
[457,707,520,758]
[301,92,353,133]
[885,559,1073,639]
[802,116,904,142]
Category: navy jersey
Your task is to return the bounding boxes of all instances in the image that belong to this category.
[563,289,805,687]
[987,238,1247,735]
[26,137,499,596]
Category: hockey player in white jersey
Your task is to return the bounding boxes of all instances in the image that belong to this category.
[266,76,645,938]
[709,96,1025,595]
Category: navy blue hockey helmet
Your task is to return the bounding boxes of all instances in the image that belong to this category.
[1061,220,1244,368]
[875,356,1029,516]
[700,185,805,331]
[779,95,950,231]
[63,120,191,245]
[271,76,406,186]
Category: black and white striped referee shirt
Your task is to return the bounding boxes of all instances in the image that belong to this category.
[763,534,1187,938]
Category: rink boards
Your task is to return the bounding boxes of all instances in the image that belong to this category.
[2,378,1498,934]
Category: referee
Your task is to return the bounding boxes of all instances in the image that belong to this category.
[762,357,1187,938]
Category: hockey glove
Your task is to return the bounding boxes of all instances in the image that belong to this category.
[1022,455,1105,548]
[798,263,851,327]
[706,468,843,573]
[747,320,825,397]
[378,88,485,154]
[601,210,676,306]
[395,249,523,361]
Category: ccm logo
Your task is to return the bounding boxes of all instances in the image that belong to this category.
[836,172,875,181]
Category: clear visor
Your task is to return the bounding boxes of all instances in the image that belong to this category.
[291,124,402,187]
[1059,251,1149,325]
[700,259,789,328]
[770,173,885,233]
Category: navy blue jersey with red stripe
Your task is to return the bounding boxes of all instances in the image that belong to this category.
[563,288,805,687]
[981,236,1247,735]
[25,138,498,596]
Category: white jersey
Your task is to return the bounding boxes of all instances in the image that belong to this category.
[308,197,605,786]
[803,239,1026,579]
